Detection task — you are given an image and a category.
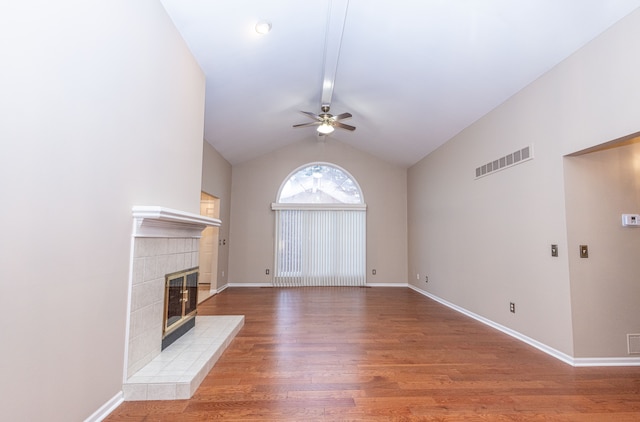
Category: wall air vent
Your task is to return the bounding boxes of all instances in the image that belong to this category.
[628,334,640,354]
[475,145,534,179]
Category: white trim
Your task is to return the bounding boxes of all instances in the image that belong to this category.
[132,206,221,238]
[408,285,575,366]
[227,283,410,288]
[227,282,274,288]
[197,284,228,303]
[573,357,640,367]
[271,203,366,211]
[84,391,123,422]
[121,221,136,384]
[409,285,640,367]
[215,284,229,294]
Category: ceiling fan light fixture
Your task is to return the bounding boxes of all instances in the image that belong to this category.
[317,123,334,134]
[255,20,272,35]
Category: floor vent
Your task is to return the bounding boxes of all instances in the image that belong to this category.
[475,145,533,179]
[628,334,640,354]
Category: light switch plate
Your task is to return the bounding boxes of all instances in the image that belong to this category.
[579,245,589,258]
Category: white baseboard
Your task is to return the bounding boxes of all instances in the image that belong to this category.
[408,284,640,367]
[573,357,640,367]
[408,285,576,365]
[84,391,123,422]
[226,282,273,288]
[225,282,409,288]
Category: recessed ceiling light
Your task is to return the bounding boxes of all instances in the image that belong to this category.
[255,20,272,35]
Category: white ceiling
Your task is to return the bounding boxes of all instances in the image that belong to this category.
[160,0,640,168]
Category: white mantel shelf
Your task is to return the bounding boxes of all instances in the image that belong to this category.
[132,206,221,238]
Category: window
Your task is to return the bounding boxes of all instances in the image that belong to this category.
[278,164,362,204]
[272,163,366,286]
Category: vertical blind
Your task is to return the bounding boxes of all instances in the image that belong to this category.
[274,209,366,287]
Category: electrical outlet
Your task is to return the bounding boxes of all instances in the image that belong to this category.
[425,275,429,283]
[265,269,270,275]
[510,302,516,313]
[372,269,376,275]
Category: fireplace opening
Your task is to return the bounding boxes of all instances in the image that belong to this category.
[162,267,198,350]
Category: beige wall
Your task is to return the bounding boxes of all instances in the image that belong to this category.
[408,8,640,358]
[229,138,407,285]
[201,141,233,289]
[0,1,205,420]
[564,141,640,357]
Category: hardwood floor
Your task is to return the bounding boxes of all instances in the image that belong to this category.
[107,287,640,421]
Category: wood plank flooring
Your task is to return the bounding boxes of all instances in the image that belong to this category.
[107,287,640,421]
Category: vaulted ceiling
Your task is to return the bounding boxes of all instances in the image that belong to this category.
[160,0,640,168]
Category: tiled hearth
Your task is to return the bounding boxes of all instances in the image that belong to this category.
[123,315,243,400]
[124,207,241,401]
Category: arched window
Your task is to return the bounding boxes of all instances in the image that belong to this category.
[271,163,366,287]
[277,163,363,204]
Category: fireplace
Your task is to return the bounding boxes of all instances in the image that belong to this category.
[124,206,244,401]
[162,267,198,350]
[126,206,220,378]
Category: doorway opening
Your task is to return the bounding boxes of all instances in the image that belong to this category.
[563,133,640,357]
[198,191,220,303]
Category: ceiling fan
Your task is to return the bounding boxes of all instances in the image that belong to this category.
[293,105,356,135]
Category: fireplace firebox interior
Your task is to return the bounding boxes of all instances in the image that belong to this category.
[162,267,198,350]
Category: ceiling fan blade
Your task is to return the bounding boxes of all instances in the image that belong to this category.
[331,112,352,120]
[334,121,356,131]
[293,121,322,128]
[300,110,322,121]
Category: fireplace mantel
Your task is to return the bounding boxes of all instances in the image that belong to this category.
[132,206,221,238]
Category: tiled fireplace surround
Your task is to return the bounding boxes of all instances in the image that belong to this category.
[128,235,200,376]
[123,207,243,401]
